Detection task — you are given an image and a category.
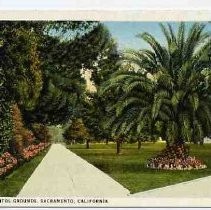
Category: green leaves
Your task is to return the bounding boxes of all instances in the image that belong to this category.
[101,22,211,145]
[63,118,91,143]
[188,93,199,111]
[116,97,140,116]
[139,32,169,68]
[171,90,185,107]
[0,27,43,111]
[0,70,13,153]
[0,101,13,153]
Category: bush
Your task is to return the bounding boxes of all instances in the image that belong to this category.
[22,142,50,161]
[11,104,35,154]
[0,102,13,153]
[0,143,50,178]
[0,152,18,178]
[31,123,51,143]
[147,144,207,170]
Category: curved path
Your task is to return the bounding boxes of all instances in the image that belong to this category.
[18,144,130,197]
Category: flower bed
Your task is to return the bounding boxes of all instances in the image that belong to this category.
[22,142,50,161]
[147,144,207,170]
[0,152,18,178]
[0,142,50,178]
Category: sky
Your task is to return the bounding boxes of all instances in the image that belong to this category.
[103,22,211,51]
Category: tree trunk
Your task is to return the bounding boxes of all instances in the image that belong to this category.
[200,139,204,145]
[116,139,121,155]
[138,140,141,150]
[106,139,109,145]
[86,139,90,149]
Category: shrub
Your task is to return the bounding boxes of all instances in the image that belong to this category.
[11,104,35,154]
[31,123,51,143]
[0,102,13,153]
[22,142,50,161]
[22,130,35,146]
[147,144,207,170]
[0,143,50,178]
[0,152,18,178]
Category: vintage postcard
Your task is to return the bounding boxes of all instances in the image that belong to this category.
[1,8,211,207]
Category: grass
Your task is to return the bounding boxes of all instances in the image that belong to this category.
[68,142,211,194]
[0,150,48,197]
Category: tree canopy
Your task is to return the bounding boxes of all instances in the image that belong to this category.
[100,23,211,146]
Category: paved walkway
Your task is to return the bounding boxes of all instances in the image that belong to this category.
[131,176,211,198]
[18,144,130,197]
[18,143,211,198]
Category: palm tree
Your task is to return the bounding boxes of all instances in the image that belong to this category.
[100,23,211,150]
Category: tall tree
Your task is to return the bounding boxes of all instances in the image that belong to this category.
[23,22,117,125]
[81,24,120,144]
[0,21,106,152]
[88,24,120,86]
[0,27,43,111]
[100,23,211,150]
[63,118,91,148]
[82,92,110,141]
[0,21,99,125]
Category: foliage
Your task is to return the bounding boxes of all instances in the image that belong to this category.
[0,21,120,129]
[0,149,48,196]
[0,102,13,154]
[22,142,50,161]
[0,21,99,126]
[25,23,121,126]
[147,144,206,170]
[63,118,91,144]
[31,123,51,143]
[100,23,211,146]
[87,24,120,86]
[0,70,13,153]
[82,24,121,141]
[82,92,111,141]
[23,23,105,125]
[24,80,79,125]
[0,152,18,178]
[0,27,43,111]
[11,104,35,155]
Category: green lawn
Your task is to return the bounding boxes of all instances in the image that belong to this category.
[68,142,211,194]
[0,150,48,197]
